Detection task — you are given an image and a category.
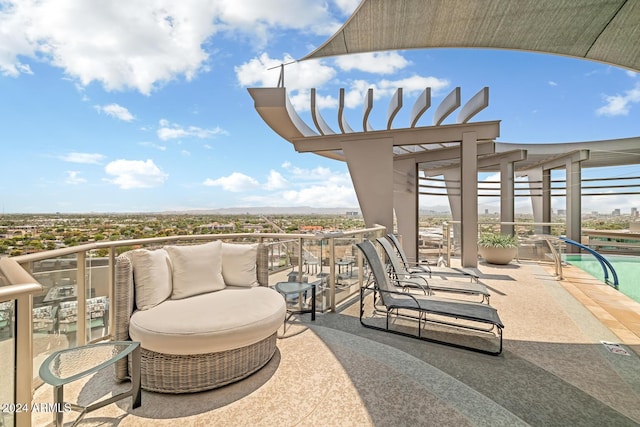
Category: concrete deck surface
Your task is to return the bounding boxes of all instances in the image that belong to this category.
[31,259,640,426]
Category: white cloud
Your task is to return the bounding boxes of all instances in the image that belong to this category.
[596,82,640,117]
[333,0,361,15]
[276,164,357,205]
[157,119,227,141]
[236,53,336,91]
[203,172,259,192]
[94,103,135,121]
[65,171,86,185]
[548,81,558,86]
[237,53,449,114]
[104,159,168,189]
[0,0,342,94]
[139,141,167,151]
[282,163,352,185]
[0,1,219,94]
[264,170,288,190]
[626,70,637,78]
[335,52,411,74]
[213,0,341,43]
[59,152,105,164]
[281,184,357,206]
[203,163,357,207]
[342,76,450,108]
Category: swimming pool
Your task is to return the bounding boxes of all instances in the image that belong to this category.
[564,254,640,303]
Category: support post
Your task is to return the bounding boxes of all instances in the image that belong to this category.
[393,158,418,262]
[500,159,515,236]
[566,159,582,252]
[341,137,394,232]
[542,169,552,235]
[460,132,478,267]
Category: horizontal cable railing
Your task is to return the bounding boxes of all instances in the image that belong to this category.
[441,221,566,273]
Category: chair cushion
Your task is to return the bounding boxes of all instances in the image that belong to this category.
[130,248,172,310]
[221,243,259,287]
[129,286,286,355]
[166,241,225,299]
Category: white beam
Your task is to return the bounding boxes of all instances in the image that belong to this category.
[292,121,500,153]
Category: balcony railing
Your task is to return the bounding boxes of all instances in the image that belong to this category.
[0,225,386,426]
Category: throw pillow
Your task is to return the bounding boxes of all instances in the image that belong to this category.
[166,241,225,299]
[130,248,172,310]
[221,243,259,287]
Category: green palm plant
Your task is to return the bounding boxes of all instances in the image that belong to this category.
[478,233,518,248]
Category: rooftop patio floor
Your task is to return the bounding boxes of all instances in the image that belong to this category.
[31,260,640,426]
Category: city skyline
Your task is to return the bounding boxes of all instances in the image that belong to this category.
[0,1,638,214]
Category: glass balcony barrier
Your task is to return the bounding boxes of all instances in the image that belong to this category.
[3,225,386,414]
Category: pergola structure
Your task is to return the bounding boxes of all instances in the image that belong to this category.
[249,0,640,267]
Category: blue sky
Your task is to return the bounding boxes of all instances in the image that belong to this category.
[0,0,638,215]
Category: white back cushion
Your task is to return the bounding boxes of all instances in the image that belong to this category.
[130,249,172,310]
[222,243,259,287]
[166,241,225,299]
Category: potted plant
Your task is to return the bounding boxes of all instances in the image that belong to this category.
[478,233,518,265]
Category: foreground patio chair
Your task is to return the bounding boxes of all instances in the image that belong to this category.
[376,237,491,303]
[356,240,503,356]
[386,233,479,281]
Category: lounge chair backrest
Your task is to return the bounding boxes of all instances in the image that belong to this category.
[386,234,410,267]
[376,237,409,276]
[356,241,394,305]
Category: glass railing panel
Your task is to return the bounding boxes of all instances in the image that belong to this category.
[0,297,15,427]
[332,235,360,307]
[29,254,80,386]
[85,251,110,343]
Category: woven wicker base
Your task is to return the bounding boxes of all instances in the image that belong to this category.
[133,332,278,394]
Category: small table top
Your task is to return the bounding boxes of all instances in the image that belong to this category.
[274,281,314,295]
[39,341,139,387]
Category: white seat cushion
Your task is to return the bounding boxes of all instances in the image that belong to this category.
[129,287,286,355]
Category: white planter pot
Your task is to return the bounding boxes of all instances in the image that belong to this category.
[478,246,517,265]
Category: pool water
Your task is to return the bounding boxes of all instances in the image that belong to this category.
[564,254,640,303]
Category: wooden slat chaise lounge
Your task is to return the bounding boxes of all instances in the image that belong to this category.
[357,240,504,356]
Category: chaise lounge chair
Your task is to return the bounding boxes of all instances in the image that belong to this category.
[356,240,503,355]
[376,237,491,303]
[386,233,479,282]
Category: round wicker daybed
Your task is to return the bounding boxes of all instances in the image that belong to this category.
[113,243,286,393]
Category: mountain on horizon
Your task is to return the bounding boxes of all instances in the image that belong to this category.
[173,206,362,215]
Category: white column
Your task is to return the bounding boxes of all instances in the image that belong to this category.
[566,159,582,251]
[394,158,418,261]
[443,168,461,246]
[526,168,544,233]
[500,159,515,235]
[542,169,552,235]
[341,137,394,233]
[460,131,478,268]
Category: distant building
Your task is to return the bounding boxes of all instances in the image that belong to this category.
[557,209,566,216]
[299,225,323,233]
[632,207,638,218]
[345,211,360,217]
[612,208,621,216]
